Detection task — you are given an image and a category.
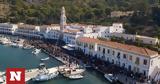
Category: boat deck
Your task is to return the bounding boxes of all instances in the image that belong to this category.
[25,65,64,82]
[0,65,65,83]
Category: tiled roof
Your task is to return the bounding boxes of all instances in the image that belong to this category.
[63,29,80,34]
[18,24,36,30]
[77,37,158,57]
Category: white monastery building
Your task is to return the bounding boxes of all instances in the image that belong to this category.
[0,23,17,34]
[40,24,60,40]
[14,24,42,38]
[107,33,159,45]
[0,6,159,81]
[76,37,160,81]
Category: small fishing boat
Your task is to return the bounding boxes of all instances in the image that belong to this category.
[10,42,18,47]
[41,57,50,61]
[18,43,23,48]
[60,66,85,80]
[32,49,41,55]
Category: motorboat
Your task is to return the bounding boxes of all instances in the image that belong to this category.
[104,74,116,83]
[41,57,50,61]
[32,63,59,82]
[65,74,83,79]
[18,43,23,48]
[62,68,84,80]
[59,66,85,80]
[59,67,85,75]
[32,49,41,55]
[10,42,19,47]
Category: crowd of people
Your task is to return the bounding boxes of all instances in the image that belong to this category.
[25,39,155,84]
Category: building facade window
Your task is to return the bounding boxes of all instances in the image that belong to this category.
[103,48,105,54]
[98,47,101,51]
[150,60,153,66]
[123,54,126,59]
[143,59,147,65]
[112,51,115,55]
[107,49,110,54]
[135,57,140,65]
[129,55,132,61]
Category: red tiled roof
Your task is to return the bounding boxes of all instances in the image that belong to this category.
[77,37,158,57]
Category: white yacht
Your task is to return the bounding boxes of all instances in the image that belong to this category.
[32,49,41,55]
[32,63,59,82]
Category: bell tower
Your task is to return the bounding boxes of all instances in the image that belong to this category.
[60,6,66,31]
[59,6,66,41]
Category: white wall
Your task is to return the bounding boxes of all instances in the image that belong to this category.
[83,33,99,39]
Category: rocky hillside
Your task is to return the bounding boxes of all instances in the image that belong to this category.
[0,0,160,38]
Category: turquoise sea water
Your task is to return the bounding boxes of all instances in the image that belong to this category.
[0,44,110,84]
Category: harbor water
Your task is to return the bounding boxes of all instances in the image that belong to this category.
[0,44,110,84]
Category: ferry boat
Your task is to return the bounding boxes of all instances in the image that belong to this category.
[104,74,116,83]
[32,49,41,55]
[41,57,50,61]
[32,63,59,82]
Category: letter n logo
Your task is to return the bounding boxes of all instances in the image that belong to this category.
[6,68,25,84]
